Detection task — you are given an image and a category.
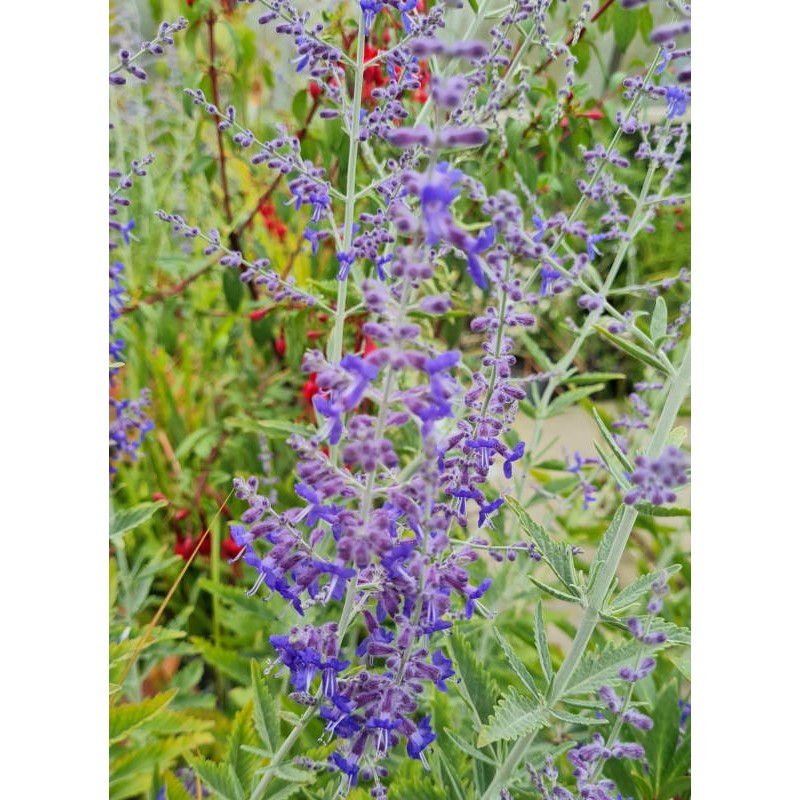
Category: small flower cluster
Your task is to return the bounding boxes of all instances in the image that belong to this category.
[623,445,690,507]
[109,16,188,85]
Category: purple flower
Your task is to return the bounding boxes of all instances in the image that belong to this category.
[330,751,360,787]
[665,86,688,119]
[623,445,689,506]
[406,715,436,766]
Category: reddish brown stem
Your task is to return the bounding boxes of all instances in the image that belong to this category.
[122,262,216,314]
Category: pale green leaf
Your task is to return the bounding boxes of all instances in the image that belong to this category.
[190,759,245,800]
[477,688,548,747]
[251,660,281,754]
[650,296,668,345]
[534,602,552,683]
[109,690,178,743]
[110,501,167,540]
[448,632,500,726]
[587,506,627,597]
[493,628,542,700]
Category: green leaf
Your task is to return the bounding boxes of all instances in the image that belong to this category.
[110,501,167,540]
[226,702,260,793]
[545,384,606,418]
[665,647,691,681]
[566,371,625,386]
[477,688,548,747]
[613,4,638,51]
[529,575,583,604]
[174,426,218,461]
[190,759,245,800]
[443,728,498,767]
[506,497,581,598]
[447,632,500,726]
[226,416,312,440]
[638,5,654,41]
[110,734,214,795]
[533,602,553,684]
[163,771,195,800]
[593,325,670,374]
[666,425,688,447]
[587,506,627,598]
[633,503,691,517]
[606,565,682,614]
[191,637,252,686]
[549,707,607,726]
[251,659,281,753]
[291,89,309,126]
[650,296,668,345]
[467,0,478,12]
[563,638,670,699]
[572,38,592,76]
[493,628,543,700]
[223,267,245,312]
[142,710,214,736]
[520,332,554,370]
[644,681,681,795]
[198,578,277,623]
[109,689,178,743]
[591,407,633,473]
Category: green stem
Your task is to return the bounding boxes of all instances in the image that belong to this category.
[329,15,365,365]
[480,343,690,798]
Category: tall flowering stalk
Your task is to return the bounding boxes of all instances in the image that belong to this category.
[146,0,691,796]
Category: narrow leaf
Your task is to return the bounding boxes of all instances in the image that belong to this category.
[607,565,682,614]
[587,506,626,597]
[534,602,553,683]
[635,502,691,517]
[251,659,281,753]
[493,628,542,700]
[529,575,582,604]
[545,384,606,417]
[443,728,498,766]
[591,406,633,473]
[226,701,260,793]
[593,325,670,374]
[506,496,581,597]
[650,296,668,344]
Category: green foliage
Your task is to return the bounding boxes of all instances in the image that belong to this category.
[447,632,501,727]
[478,688,548,747]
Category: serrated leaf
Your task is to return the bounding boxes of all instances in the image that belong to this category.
[227,701,260,793]
[563,638,670,699]
[443,728,498,766]
[591,407,633,473]
[650,296,668,344]
[251,660,281,753]
[587,506,627,597]
[190,759,245,800]
[529,575,582,604]
[549,707,607,726]
[493,628,542,700]
[448,632,500,726]
[109,689,178,743]
[593,325,669,374]
[143,710,214,736]
[533,602,553,683]
[506,497,581,597]
[477,688,548,747]
[163,771,195,800]
[191,637,252,686]
[110,734,214,788]
[634,502,691,517]
[110,501,167,539]
[606,565,682,614]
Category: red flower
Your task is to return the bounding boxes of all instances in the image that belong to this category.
[221,535,241,560]
[275,330,287,357]
[174,534,194,561]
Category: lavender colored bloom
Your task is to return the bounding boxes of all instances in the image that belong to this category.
[623,445,689,506]
[665,86,689,119]
[406,715,436,765]
[331,751,360,787]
